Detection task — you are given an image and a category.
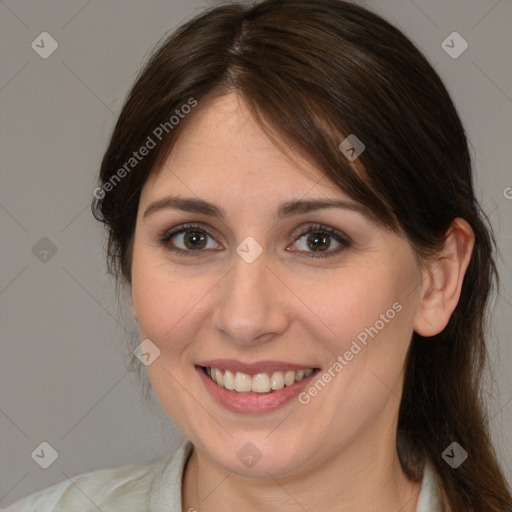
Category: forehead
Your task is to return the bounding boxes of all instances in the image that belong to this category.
[141,93,348,204]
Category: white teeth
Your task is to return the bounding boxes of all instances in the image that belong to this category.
[205,367,315,394]
[223,370,235,390]
[270,371,285,390]
[234,372,252,392]
[284,371,296,386]
[251,373,271,393]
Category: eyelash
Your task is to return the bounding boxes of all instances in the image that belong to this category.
[159,223,351,259]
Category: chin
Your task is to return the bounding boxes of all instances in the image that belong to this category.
[202,433,313,479]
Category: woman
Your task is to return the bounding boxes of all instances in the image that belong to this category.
[6,0,511,510]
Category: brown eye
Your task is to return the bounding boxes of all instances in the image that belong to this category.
[183,230,208,250]
[306,232,331,251]
[290,224,351,258]
[162,225,221,254]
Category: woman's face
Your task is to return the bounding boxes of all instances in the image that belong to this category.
[131,93,425,478]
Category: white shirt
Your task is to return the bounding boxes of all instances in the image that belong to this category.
[3,441,444,511]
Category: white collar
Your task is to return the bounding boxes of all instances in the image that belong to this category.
[416,460,445,511]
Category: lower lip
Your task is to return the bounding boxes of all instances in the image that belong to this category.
[196,366,317,414]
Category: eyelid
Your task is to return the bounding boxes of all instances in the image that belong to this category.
[292,223,351,245]
[288,223,352,258]
[158,222,223,256]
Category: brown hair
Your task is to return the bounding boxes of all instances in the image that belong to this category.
[92,0,512,509]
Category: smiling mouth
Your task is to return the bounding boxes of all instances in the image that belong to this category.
[201,366,317,394]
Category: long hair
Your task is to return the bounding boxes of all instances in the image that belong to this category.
[92,1,512,509]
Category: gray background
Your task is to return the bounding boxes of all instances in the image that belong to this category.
[1,0,511,506]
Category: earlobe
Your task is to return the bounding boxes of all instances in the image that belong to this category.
[413,218,475,337]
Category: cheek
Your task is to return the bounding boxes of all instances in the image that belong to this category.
[300,265,409,356]
[130,251,212,357]
[130,252,215,430]
[299,262,417,406]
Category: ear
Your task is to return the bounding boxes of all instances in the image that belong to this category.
[413,218,475,337]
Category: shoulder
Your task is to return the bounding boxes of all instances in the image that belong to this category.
[2,441,193,512]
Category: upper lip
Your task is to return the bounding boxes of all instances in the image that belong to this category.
[197,359,319,374]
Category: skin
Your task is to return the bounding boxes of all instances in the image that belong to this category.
[130,93,473,511]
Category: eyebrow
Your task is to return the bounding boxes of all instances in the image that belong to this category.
[143,195,373,221]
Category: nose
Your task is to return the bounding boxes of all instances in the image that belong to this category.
[211,253,290,346]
